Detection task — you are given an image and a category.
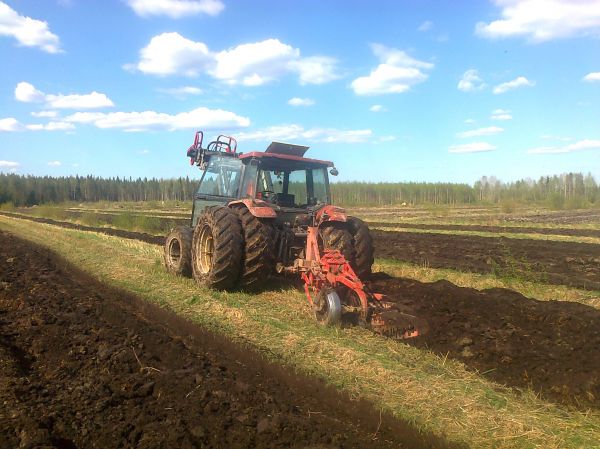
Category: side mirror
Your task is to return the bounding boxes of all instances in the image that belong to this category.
[329,167,339,176]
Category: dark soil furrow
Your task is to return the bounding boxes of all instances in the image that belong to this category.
[368,222,600,238]
[0,230,452,449]
[367,274,600,409]
[373,230,600,290]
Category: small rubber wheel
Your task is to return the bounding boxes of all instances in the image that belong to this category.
[314,288,342,326]
[164,226,193,277]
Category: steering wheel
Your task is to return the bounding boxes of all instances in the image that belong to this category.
[259,190,276,201]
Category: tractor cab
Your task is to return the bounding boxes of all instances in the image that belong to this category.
[188,133,337,226]
[239,145,334,209]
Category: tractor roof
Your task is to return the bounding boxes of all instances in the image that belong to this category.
[238,141,334,167]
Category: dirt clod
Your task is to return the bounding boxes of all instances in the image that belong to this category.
[368,276,600,408]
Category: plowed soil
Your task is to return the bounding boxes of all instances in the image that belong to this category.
[3,213,598,291]
[373,230,600,290]
[368,222,600,238]
[367,274,600,409]
[0,231,453,449]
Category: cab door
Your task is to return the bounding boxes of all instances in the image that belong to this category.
[191,155,243,227]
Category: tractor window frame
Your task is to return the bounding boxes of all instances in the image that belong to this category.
[196,155,243,198]
[254,164,330,208]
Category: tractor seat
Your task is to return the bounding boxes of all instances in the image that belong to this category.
[275,193,295,207]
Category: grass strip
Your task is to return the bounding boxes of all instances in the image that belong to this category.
[375,259,600,308]
[1,215,600,449]
[370,226,600,245]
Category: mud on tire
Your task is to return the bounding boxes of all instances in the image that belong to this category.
[320,223,355,263]
[192,206,243,290]
[234,206,275,290]
[347,217,375,279]
[164,226,193,277]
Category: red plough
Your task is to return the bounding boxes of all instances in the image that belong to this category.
[292,226,420,339]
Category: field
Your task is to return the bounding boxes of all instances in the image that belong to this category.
[1,203,600,448]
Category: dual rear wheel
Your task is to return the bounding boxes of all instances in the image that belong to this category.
[164,208,375,299]
[164,205,273,291]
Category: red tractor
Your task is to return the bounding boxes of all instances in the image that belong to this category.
[164,132,418,338]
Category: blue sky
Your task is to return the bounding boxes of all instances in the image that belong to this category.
[1,0,599,183]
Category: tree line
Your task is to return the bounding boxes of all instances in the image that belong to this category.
[0,172,598,208]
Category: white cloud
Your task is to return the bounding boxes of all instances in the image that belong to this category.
[370,104,387,112]
[129,34,338,85]
[289,56,339,85]
[157,86,203,96]
[237,124,372,144]
[130,32,212,76]
[47,160,62,166]
[0,117,22,131]
[379,135,396,142]
[476,0,600,42]
[46,92,114,109]
[457,69,486,92]
[457,126,504,138]
[15,82,45,102]
[15,82,114,109]
[287,97,315,107]
[64,106,250,132]
[583,72,600,82]
[449,142,497,153]
[0,160,20,168]
[31,110,58,118]
[212,39,299,86]
[126,0,224,18]
[0,1,61,53]
[465,118,476,124]
[27,121,75,131]
[418,20,433,32]
[351,44,433,96]
[493,76,535,94]
[491,108,513,120]
[0,117,74,132]
[527,139,600,154]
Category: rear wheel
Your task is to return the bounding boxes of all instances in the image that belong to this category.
[320,223,355,262]
[348,217,374,279]
[192,206,243,290]
[234,206,275,290]
[164,226,193,277]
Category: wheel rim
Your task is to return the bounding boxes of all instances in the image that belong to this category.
[197,224,214,274]
[168,238,181,265]
[314,288,342,325]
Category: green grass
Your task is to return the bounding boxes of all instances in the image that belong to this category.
[1,215,600,449]
[375,258,600,308]
[370,225,600,245]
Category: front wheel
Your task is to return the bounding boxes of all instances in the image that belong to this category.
[164,226,193,277]
[347,217,374,279]
[320,223,355,263]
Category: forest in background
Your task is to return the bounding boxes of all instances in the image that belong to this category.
[0,172,598,209]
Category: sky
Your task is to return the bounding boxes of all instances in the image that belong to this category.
[1,0,599,184]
